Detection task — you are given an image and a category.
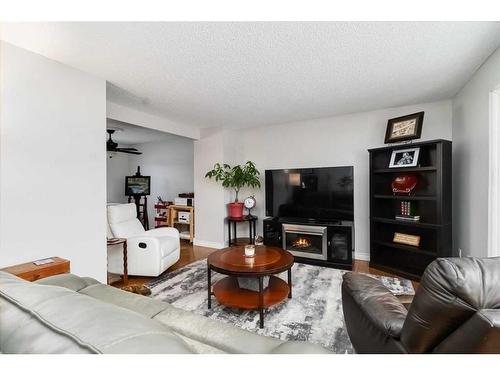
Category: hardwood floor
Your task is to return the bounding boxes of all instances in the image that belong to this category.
[110,240,214,288]
[111,240,419,292]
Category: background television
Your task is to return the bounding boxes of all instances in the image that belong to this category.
[265,166,354,221]
[125,176,151,196]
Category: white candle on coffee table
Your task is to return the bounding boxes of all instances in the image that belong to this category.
[244,244,255,257]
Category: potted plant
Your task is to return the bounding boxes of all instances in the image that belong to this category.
[205,161,261,218]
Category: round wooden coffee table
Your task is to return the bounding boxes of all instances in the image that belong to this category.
[207,245,294,328]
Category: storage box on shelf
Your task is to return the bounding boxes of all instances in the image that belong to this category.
[368,139,452,280]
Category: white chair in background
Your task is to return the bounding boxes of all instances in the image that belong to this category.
[107,203,180,277]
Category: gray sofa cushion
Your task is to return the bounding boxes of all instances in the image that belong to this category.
[35,273,100,292]
[154,305,331,354]
[39,273,331,354]
[0,272,193,354]
[3,272,332,354]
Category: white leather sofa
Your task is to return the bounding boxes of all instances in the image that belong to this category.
[107,203,180,277]
[0,271,331,354]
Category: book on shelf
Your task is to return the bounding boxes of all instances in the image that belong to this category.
[400,201,417,216]
[395,215,420,222]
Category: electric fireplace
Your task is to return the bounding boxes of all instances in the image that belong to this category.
[282,224,328,260]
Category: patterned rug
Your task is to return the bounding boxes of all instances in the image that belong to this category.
[146,259,414,353]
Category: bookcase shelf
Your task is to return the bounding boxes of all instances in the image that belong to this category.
[371,217,440,229]
[372,240,436,256]
[373,166,437,174]
[368,139,453,280]
[373,194,437,201]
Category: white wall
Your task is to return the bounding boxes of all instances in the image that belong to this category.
[193,128,227,248]
[194,100,453,260]
[0,42,107,281]
[452,48,500,258]
[106,152,130,203]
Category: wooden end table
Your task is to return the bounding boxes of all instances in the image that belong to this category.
[207,245,294,328]
[107,238,128,285]
[0,257,70,282]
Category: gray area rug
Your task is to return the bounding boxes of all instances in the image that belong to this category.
[146,259,414,353]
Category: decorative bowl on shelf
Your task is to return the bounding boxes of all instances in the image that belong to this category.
[392,174,418,194]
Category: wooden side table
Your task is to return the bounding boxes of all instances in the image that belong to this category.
[227,215,257,246]
[107,238,128,285]
[0,257,70,282]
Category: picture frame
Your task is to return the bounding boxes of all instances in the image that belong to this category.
[389,147,420,168]
[384,112,424,143]
[125,176,151,196]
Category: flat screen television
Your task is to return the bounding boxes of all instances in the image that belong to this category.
[125,176,151,196]
[265,166,353,221]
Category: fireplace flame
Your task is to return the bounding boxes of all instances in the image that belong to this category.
[293,237,311,248]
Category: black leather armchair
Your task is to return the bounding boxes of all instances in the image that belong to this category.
[342,257,500,353]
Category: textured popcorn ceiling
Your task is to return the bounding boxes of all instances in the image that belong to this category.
[3,22,500,129]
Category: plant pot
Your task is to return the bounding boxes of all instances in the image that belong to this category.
[228,202,244,218]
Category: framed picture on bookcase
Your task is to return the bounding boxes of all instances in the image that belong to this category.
[388,147,420,168]
[384,112,424,143]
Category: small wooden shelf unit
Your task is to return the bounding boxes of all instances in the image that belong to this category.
[168,205,195,243]
[368,139,453,280]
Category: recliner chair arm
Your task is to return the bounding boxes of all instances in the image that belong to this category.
[342,272,409,353]
[146,227,180,240]
[127,236,162,254]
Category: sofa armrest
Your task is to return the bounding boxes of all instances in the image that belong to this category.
[433,309,500,353]
[146,227,180,239]
[342,273,408,337]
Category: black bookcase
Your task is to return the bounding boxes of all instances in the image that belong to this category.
[368,139,453,280]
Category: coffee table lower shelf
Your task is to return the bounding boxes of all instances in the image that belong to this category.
[212,276,289,310]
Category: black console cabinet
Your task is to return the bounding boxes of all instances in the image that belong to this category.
[368,139,453,280]
[263,218,283,247]
[263,218,354,270]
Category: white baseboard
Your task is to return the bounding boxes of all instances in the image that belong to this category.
[354,252,370,261]
[193,239,225,249]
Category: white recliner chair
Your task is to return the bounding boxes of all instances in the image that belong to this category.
[107,203,180,277]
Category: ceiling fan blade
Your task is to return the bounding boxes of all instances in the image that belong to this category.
[117,149,142,155]
[116,147,139,151]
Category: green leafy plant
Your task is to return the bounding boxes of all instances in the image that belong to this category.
[205,161,261,202]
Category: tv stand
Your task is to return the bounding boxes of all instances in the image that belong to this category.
[263,217,354,270]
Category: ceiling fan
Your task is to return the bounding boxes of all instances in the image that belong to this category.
[106,129,142,155]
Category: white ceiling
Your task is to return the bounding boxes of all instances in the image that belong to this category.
[107,118,188,145]
[3,22,500,129]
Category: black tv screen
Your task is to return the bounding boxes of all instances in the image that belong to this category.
[125,176,151,196]
[265,166,353,221]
